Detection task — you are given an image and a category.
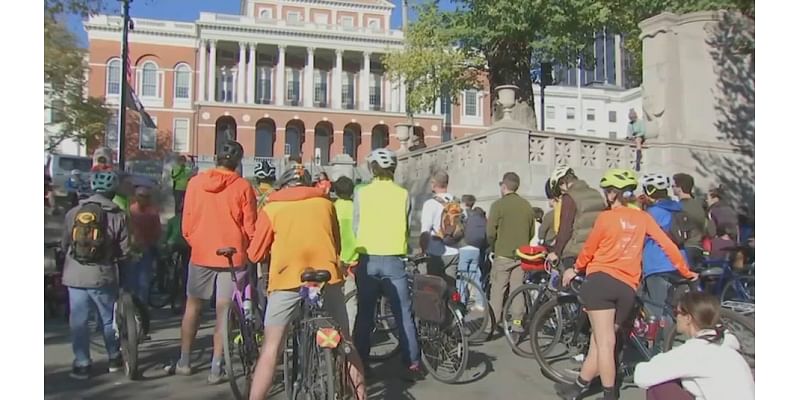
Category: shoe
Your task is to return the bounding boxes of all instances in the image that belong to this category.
[469,303,485,313]
[403,363,425,382]
[108,356,124,373]
[207,370,226,385]
[163,361,193,376]
[554,382,586,400]
[70,365,91,380]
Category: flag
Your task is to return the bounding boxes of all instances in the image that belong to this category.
[121,19,155,129]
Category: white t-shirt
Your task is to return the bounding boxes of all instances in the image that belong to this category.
[634,330,754,400]
[420,193,459,257]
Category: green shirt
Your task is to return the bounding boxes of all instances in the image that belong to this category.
[171,164,191,191]
[112,194,130,217]
[627,119,645,138]
[162,215,188,250]
[334,199,358,263]
[487,193,537,258]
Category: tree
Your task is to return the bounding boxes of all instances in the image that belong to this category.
[44,1,110,151]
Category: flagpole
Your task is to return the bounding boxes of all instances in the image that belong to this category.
[117,0,131,171]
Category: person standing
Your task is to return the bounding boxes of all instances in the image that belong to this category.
[486,172,537,341]
[705,186,738,242]
[333,176,360,329]
[171,156,191,215]
[672,173,707,268]
[419,170,460,286]
[128,186,162,303]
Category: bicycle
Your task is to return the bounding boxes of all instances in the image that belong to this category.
[500,260,559,358]
[217,247,265,400]
[694,251,755,316]
[283,268,354,400]
[115,264,143,380]
[452,256,494,343]
[148,248,188,313]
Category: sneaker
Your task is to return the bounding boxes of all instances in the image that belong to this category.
[469,303,486,313]
[207,370,226,385]
[403,363,425,382]
[163,361,193,376]
[108,356,124,373]
[554,382,586,400]
[70,365,91,380]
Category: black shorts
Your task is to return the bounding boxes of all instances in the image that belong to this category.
[578,272,636,326]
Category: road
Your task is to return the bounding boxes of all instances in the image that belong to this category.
[44,307,645,400]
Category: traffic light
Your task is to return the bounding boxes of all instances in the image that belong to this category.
[541,62,553,86]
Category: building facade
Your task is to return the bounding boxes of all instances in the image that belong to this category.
[84,0,492,166]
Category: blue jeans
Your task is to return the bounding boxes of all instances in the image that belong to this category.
[353,254,420,366]
[68,286,120,367]
[126,247,155,302]
[457,246,482,304]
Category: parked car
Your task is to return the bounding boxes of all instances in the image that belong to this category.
[45,153,92,197]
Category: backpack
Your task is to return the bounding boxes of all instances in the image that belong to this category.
[464,210,488,249]
[70,202,110,264]
[433,196,465,247]
[668,210,692,248]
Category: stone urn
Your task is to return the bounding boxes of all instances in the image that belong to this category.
[394,122,413,153]
[496,85,519,121]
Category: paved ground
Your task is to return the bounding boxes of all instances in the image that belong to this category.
[44,306,645,400]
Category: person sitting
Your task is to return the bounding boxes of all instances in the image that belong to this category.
[634,291,754,400]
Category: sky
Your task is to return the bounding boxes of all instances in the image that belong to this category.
[67,0,458,47]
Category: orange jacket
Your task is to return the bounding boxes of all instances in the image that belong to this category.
[247,186,342,292]
[576,206,694,290]
[182,168,257,267]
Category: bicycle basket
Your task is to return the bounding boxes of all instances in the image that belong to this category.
[412,274,449,324]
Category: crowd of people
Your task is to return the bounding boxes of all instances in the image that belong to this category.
[51,139,754,400]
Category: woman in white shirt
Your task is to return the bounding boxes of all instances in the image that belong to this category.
[633,291,754,400]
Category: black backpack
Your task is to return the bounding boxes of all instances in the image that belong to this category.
[669,210,692,248]
[70,202,109,264]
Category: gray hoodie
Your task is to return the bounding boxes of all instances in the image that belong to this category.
[61,194,131,288]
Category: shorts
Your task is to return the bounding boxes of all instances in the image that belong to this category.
[186,263,246,301]
[265,282,350,336]
[578,272,636,325]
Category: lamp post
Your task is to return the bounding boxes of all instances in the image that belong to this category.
[117,0,132,170]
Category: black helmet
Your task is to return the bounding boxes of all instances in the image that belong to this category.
[217,140,244,163]
[276,163,311,189]
[544,179,555,200]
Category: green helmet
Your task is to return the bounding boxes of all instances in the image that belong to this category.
[600,168,638,190]
[90,171,119,193]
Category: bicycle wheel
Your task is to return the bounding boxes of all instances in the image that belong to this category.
[343,290,400,361]
[502,283,551,358]
[118,291,139,380]
[170,253,186,313]
[148,262,173,309]
[282,331,297,400]
[663,308,755,371]
[419,303,469,383]
[222,303,262,400]
[297,342,338,400]
[457,277,493,343]
[721,276,755,304]
[530,296,588,385]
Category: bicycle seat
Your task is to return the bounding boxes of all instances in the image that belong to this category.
[216,247,237,257]
[301,269,332,284]
[403,254,428,266]
[699,267,725,278]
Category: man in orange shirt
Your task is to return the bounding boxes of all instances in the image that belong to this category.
[167,140,257,384]
[247,164,365,400]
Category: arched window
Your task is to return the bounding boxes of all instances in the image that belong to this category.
[255,119,276,158]
[343,123,361,162]
[371,125,389,150]
[174,63,191,101]
[106,58,121,96]
[285,120,305,159]
[314,122,332,166]
[215,116,237,155]
[140,61,159,97]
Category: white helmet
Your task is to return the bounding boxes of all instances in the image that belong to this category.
[254,159,276,180]
[641,173,671,192]
[366,148,397,169]
[548,165,574,192]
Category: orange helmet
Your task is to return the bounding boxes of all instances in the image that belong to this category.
[515,245,548,272]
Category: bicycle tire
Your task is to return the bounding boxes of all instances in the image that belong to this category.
[663,308,755,371]
[458,277,493,343]
[419,303,469,384]
[282,331,297,400]
[343,290,400,361]
[501,283,549,358]
[530,296,585,385]
[170,253,186,313]
[720,275,755,304]
[222,303,257,400]
[148,266,173,309]
[118,291,140,380]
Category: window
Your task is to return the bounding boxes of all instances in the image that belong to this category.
[369,73,382,110]
[464,90,478,117]
[106,59,121,96]
[140,62,159,97]
[566,107,575,120]
[173,118,189,153]
[340,16,354,29]
[106,111,119,149]
[256,66,272,104]
[259,8,272,19]
[587,108,595,121]
[545,105,555,119]
[608,110,617,123]
[314,70,328,106]
[342,72,355,109]
[174,64,191,102]
[139,116,158,150]
[217,66,235,103]
[287,11,301,24]
[314,13,328,24]
[546,126,555,131]
[368,18,380,31]
[609,131,617,139]
[286,68,300,105]
[50,98,65,124]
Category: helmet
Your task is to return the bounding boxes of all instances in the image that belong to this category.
[217,140,244,163]
[71,169,82,177]
[600,168,638,190]
[515,245,548,272]
[90,171,119,193]
[366,148,397,170]
[276,163,311,189]
[641,173,671,193]
[254,159,277,180]
[548,165,574,193]
[544,179,555,200]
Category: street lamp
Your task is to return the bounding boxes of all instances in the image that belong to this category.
[116,0,132,170]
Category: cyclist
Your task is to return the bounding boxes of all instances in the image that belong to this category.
[161,201,190,301]
[705,185,739,242]
[351,148,421,380]
[640,173,691,319]
[61,171,130,379]
[539,179,559,246]
[546,166,606,271]
[253,159,277,208]
[419,170,459,285]
[168,140,257,384]
[557,169,696,400]
[672,173,707,268]
[171,155,191,215]
[128,186,161,304]
[247,164,365,400]
[333,176,359,325]
[65,169,88,208]
[316,171,332,195]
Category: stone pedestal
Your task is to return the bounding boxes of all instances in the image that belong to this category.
[328,154,356,182]
[394,122,413,153]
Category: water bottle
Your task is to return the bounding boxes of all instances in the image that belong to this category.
[243,299,253,321]
[645,315,659,341]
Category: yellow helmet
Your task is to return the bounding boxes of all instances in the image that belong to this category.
[600,168,638,190]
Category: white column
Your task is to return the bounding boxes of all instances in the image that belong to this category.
[247,43,256,103]
[434,95,441,115]
[614,34,623,86]
[391,78,400,112]
[332,49,343,109]
[360,52,371,111]
[275,45,286,106]
[198,40,207,102]
[208,40,217,102]
[383,75,390,112]
[399,78,407,114]
[237,42,246,103]
[304,47,315,107]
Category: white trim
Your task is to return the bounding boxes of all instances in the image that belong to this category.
[138,61,165,108]
[173,63,193,108]
[461,89,482,125]
[105,58,122,98]
[172,117,191,152]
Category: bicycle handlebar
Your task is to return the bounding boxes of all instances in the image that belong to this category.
[216,247,237,258]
